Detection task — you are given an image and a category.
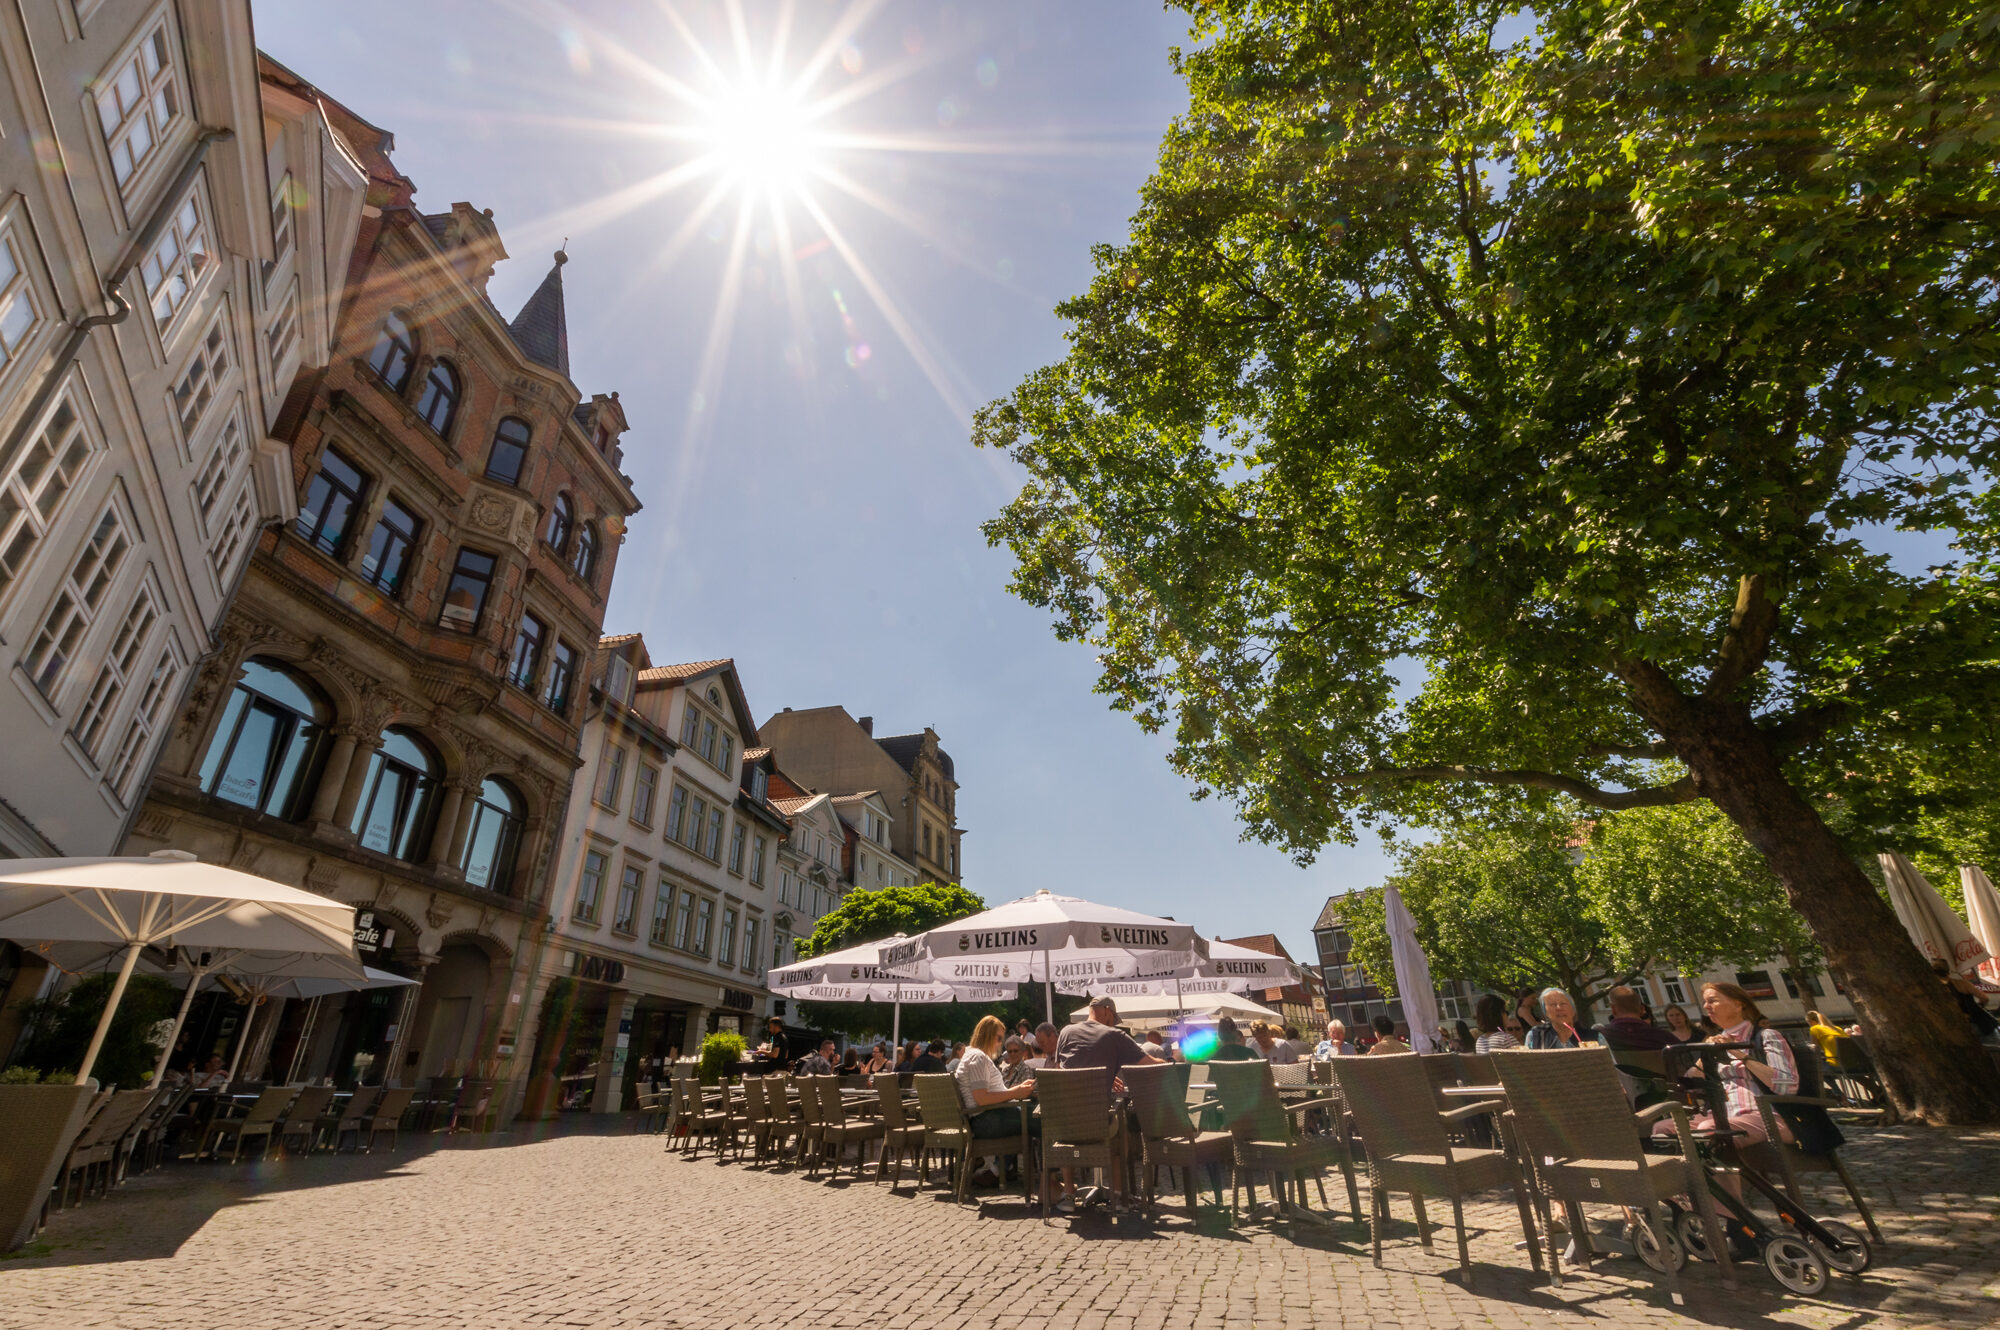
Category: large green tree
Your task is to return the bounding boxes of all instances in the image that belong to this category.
[976,0,2000,1119]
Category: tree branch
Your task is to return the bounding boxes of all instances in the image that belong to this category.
[1705,572,1782,701]
[1322,764,1700,810]
[1581,741,1675,760]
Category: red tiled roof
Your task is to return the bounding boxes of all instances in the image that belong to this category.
[599,632,641,647]
[637,658,732,683]
[742,746,771,762]
[768,795,818,815]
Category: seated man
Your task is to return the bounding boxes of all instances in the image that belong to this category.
[910,1039,949,1074]
[1207,1016,1260,1061]
[797,1039,836,1075]
[1598,985,1678,1051]
[1025,1022,1061,1070]
[1055,996,1164,1079]
[1315,1020,1353,1058]
[191,1055,230,1088]
[1365,1014,1410,1055]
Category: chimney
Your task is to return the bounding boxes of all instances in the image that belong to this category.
[858,716,874,735]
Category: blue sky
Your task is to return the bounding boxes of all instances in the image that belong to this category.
[253,0,1393,960]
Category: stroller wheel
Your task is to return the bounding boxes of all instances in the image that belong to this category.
[1633,1213,1687,1273]
[1676,1209,1713,1262]
[1807,1219,1872,1275]
[1763,1235,1831,1296]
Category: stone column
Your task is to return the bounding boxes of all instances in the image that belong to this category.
[426,783,466,870]
[306,731,361,827]
[515,815,549,903]
[442,779,480,870]
[682,1005,711,1059]
[329,731,383,831]
[592,990,639,1113]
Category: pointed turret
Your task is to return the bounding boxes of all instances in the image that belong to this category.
[508,248,570,377]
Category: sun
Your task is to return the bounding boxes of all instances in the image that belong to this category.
[696,78,823,196]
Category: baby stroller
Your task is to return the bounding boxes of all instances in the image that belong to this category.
[1618,1042,1870,1295]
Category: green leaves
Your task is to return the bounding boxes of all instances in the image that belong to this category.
[795,882,988,960]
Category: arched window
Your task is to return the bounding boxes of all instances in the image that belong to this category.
[349,726,440,861]
[367,314,414,392]
[460,777,524,894]
[196,658,330,819]
[416,360,460,435]
[485,417,530,486]
[571,522,597,584]
[544,492,573,552]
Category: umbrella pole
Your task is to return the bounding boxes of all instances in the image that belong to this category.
[76,940,144,1085]
[224,988,265,1085]
[288,995,323,1085]
[151,963,211,1086]
[891,994,901,1059]
[1043,947,1052,1026]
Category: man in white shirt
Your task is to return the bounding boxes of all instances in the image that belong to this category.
[1024,1021,1060,1070]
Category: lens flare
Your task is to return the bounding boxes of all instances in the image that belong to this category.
[697,79,822,194]
[1179,1025,1220,1063]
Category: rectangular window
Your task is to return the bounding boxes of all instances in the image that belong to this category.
[295,448,365,555]
[24,505,130,697]
[265,281,300,369]
[680,702,700,747]
[437,547,495,632]
[719,733,733,772]
[0,398,93,599]
[693,897,713,954]
[269,174,294,268]
[688,796,707,850]
[612,865,641,934]
[597,745,626,810]
[699,717,717,762]
[1662,974,1687,1006]
[544,640,576,715]
[774,931,790,970]
[718,908,737,968]
[728,823,745,873]
[0,231,41,373]
[174,316,229,441]
[603,654,632,706]
[208,486,252,581]
[96,21,181,190]
[750,834,766,885]
[649,881,675,945]
[705,808,724,859]
[750,768,767,803]
[573,850,607,923]
[71,580,158,759]
[665,786,687,842]
[876,860,884,884]
[191,415,245,532]
[674,890,694,950]
[632,765,658,826]
[108,636,182,796]
[509,613,544,689]
[777,873,789,907]
[360,497,418,593]
[742,916,761,973]
[140,193,210,334]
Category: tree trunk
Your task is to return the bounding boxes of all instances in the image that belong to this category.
[1632,680,2000,1123]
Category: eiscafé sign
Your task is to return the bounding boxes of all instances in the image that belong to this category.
[353,910,392,956]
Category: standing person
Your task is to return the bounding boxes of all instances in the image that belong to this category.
[1315,1020,1354,1058]
[1280,1025,1311,1059]
[1805,1010,1844,1064]
[955,1015,1038,1188]
[761,1016,789,1067]
[1366,1014,1410,1055]
[1525,988,1588,1049]
[1016,1019,1034,1045]
[1514,992,1541,1039]
[1597,986,1677,1051]
[1652,981,1798,1152]
[1473,994,1520,1054]
[1662,1005,1697,1044]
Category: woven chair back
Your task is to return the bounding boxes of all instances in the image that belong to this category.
[1458,1051,1497,1084]
[339,1086,380,1123]
[912,1073,966,1132]
[1270,1061,1312,1087]
[1208,1059,1289,1142]
[1035,1067,1115,1145]
[1830,1034,1876,1075]
[813,1075,849,1124]
[370,1087,414,1122]
[1123,1061,1196,1140]
[284,1085,336,1126]
[740,1074,767,1122]
[1491,1047,1637,1164]
[873,1073,909,1129]
[1332,1055,1450,1159]
[1789,1036,1829,1096]
[79,1088,155,1147]
[795,1075,826,1127]
[240,1086,298,1125]
[1418,1053,1463,1100]
[1309,1058,1334,1086]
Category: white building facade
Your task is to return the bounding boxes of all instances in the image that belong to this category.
[0,5,363,856]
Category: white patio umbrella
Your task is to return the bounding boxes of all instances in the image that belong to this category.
[0,851,358,1084]
[1057,938,1301,1022]
[769,935,1017,1053]
[1066,989,1281,1030]
[1959,865,2000,986]
[1384,883,1444,1053]
[1880,852,1991,976]
[880,889,1208,1024]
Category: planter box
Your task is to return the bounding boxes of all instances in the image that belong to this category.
[0,1082,98,1251]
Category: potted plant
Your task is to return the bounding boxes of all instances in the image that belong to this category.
[698,1031,746,1086]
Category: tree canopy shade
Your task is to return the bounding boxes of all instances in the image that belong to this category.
[976,0,2000,1119]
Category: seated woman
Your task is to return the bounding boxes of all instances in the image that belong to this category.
[1652,980,1797,1148]
[838,1047,864,1075]
[954,1015,1038,1187]
[1473,993,1520,1053]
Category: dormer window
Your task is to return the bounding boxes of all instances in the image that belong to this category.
[603,653,632,707]
[750,768,767,803]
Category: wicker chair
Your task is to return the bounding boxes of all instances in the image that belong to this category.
[129,1084,193,1175]
[1331,1055,1542,1289]
[362,1087,415,1151]
[1034,1067,1124,1222]
[760,1075,801,1163]
[1123,1061,1231,1213]
[872,1072,927,1188]
[1208,1059,1360,1226]
[912,1072,1031,1206]
[199,1086,297,1164]
[329,1086,379,1152]
[1458,1051,1498,1085]
[58,1088,155,1203]
[735,1075,768,1161]
[683,1073,733,1160]
[276,1086,337,1156]
[1745,1045,1883,1244]
[1827,1035,1897,1124]
[1418,1053,1464,1104]
[816,1076,886,1181]
[1492,1048,1737,1300]
[632,1080,670,1134]
[792,1070,829,1172]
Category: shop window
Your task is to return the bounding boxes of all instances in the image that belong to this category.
[196,657,329,819]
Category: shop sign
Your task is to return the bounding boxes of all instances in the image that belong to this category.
[571,953,626,984]
[354,910,392,955]
[719,987,755,1011]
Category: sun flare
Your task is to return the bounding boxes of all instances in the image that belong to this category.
[696,79,822,195]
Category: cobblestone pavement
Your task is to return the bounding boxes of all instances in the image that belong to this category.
[5,1119,1996,1329]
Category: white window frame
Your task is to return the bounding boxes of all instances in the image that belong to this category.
[750,835,766,885]
[631,763,658,827]
[138,184,214,342]
[0,221,44,382]
[69,574,161,762]
[728,823,745,874]
[0,389,99,607]
[612,863,641,935]
[92,13,185,200]
[106,630,183,799]
[22,500,133,703]
[265,278,300,377]
[207,483,254,586]
[742,916,761,973]
[573,849,607,923]
[650,879,676,945]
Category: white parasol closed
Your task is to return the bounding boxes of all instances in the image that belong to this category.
[1880,852,1990,976]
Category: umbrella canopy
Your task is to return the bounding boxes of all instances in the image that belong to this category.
[1066,990,1280,1030]
[1057,939,1301,997]
[0,851,358,1083]
[1385,883,1445,1053]
[1959,865,2000,986]
[1881,852,1991,976]
[769,936,1016,1004]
